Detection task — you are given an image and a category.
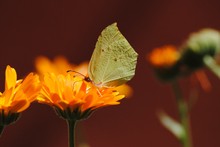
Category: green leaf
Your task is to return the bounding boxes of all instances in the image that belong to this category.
[157,110,185,140]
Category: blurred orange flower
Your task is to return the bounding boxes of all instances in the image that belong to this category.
[35,56,88,76]
[37,73,125,119]
[35,56,133,97]
[0,65,41,115]
[147,45,181,81]
[148,45,180,68]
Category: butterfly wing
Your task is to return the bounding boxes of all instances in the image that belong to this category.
[88,23,138,87]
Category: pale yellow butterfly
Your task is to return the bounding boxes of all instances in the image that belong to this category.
[87,22,138,87]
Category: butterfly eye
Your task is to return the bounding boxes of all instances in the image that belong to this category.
[84,77,92,83]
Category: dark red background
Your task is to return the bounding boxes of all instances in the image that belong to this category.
[0,0,220,147]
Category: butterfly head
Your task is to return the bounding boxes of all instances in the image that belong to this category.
[84,76,92,83]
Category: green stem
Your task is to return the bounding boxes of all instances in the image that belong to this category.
[172,80,193,147]
[67,120,77,147]
[0,125,5,137]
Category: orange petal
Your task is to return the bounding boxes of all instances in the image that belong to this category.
[5,65,17,90]
[1,88,14,106]
[114,84,133,98]
[10,99,30,113]
[195,70,212,92]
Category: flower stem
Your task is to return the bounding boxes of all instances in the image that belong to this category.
[172,80,193,147]
[67,120,77,147]
[0,125,5,137]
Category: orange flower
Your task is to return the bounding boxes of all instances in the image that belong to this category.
[0,65,41,136]
[35,55,88,76]
[0,65,41,115]
[147,45,181,81]
[35,55,133,98]
[148,45,180,68]
[38,73,125,119]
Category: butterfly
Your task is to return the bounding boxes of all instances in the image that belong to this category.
[87,22,138,88]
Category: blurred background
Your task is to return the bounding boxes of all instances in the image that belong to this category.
[0,0,220,147]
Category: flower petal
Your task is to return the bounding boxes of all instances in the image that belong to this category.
[5,65,17,90]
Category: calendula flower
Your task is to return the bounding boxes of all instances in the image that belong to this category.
[148,45,181,68]
[35,56,88,77]
[0,65,41,136]
[37,72,125,147]
[35,55,133,97]
[38,73,125,117]
[147,45,181,81]
[35,55,133,147]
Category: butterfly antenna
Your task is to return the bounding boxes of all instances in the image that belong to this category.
[67,70,86,77]
[67,70,92,82]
